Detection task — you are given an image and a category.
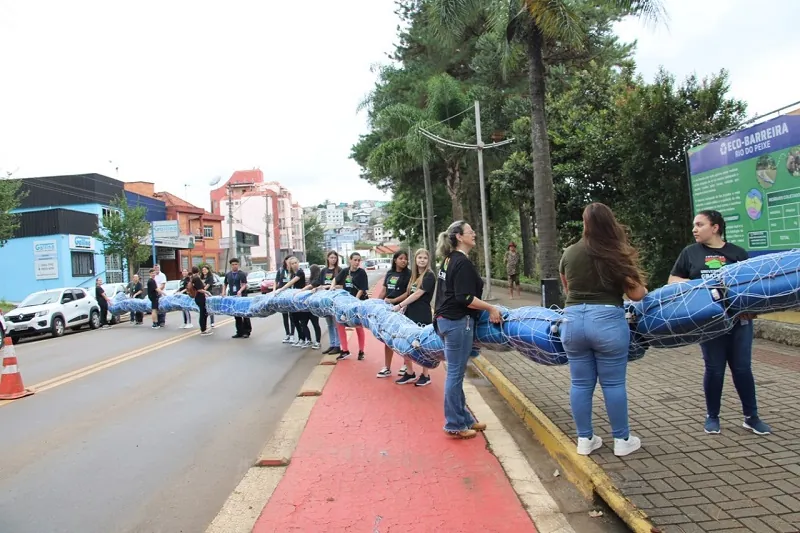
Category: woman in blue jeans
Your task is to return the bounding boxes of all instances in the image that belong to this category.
[434,221,503,440]
[559,203,648,457]
[669,209,771,436]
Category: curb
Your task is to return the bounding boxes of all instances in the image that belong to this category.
[471,355,657,533]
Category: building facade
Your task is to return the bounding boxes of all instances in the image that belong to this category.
[0,174,170,302]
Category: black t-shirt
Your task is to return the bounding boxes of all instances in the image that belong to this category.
[670,242,748,281]
[314,267,339,288]
[276,267,293,289]
[434,252,484,320]
[201,274,213,292]
[96,286,106,306]
[147,278,159,299]
[384,269,411,300]
[191,276,204,294]
[405,271,436,325]
[225,270,248,296]
[179,276,190,292]
[335,267,369,299]
[133,281,143,299]
[289,269,306,289]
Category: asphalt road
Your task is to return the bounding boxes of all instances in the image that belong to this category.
[0,311,323,533]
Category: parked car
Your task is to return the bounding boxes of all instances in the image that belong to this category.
[163,280,181,296]
[260,271,277,294]
[101,282,127,324]
[246,270,266,294]
[4,288,100,343]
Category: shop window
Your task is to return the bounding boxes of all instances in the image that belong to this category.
[105,254,123,283]
[71,252,94,277]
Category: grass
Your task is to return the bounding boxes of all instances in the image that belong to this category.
[0,300,16,313]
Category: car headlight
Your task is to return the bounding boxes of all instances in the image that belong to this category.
[36,310,48,317]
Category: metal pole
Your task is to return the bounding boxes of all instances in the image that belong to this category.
[474,100,493,300]
[151,222,156,267]
[264,194,271,270]
[228,184,234,263]
[420,198,427,253]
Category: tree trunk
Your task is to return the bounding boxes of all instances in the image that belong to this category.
[445,164,464,221]
[526,26,559,280]
[423,160,436,255]
[519,202,535,278]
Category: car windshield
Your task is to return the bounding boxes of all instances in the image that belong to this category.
[165,280,181,290]
[248,271,265,280]
[19,290,63,307]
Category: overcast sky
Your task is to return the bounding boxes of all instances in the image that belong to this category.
[1,0,796,211]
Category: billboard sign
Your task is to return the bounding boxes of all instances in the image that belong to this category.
[688,114,800,253]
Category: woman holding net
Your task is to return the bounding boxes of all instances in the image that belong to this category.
[559,203,648,457]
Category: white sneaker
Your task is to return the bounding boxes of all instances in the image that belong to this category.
[282,336,292,344]
[302,340,312,348]
[376,367,392,378]
[292,340,303,347]
[311,342,320,350]
[397,365,407,376]
[576,435,603,456]
[614,435,642,457]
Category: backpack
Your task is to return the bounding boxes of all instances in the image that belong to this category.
[187,277,198,298]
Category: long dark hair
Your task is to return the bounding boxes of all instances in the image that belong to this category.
[582,203,645,289]
[390,250,408,272]
[326,250,340,275]
[697,209,726,240]
[310,264,321,282]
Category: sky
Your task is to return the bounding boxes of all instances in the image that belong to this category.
[1,0,797,211]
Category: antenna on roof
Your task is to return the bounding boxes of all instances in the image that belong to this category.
[209,175,222,187]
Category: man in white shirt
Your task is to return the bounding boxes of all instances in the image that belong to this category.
[153,264,168,327]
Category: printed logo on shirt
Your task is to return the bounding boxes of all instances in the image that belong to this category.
[701,255,728,279]
[439,258,449,281]
[410,282,417,294]
[324,272,333,285]
[345,275,353,289]
[387,274,399,290]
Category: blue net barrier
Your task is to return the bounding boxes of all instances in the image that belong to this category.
[107,249,800,368]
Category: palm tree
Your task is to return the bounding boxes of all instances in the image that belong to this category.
[427,0,664,278]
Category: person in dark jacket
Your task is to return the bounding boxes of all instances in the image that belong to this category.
[223,258,251,338]
[434,221,502,440]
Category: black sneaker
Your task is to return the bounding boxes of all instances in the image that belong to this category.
[243,334,250,339]
[396,372,417,385]
[415,375,431,387]
[336,351,351,361]
[232,334,243,338]
[322,347,332,355]
[357,351,365,360]
[151,324,160,329]
[329,347,341,355]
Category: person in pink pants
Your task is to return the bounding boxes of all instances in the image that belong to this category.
[330,252,369,361]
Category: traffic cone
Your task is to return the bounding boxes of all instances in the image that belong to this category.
[0,337,34,400]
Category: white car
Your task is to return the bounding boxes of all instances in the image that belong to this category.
[163,280,181,296]
[246,270,267,294]
[101,282,128,324]
[5,288,101,343]
[0,310,7,346]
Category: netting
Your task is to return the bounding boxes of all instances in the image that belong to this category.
[108,250,800,367]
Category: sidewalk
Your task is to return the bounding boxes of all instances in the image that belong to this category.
[483,288,800,532]
[251,330,544,533]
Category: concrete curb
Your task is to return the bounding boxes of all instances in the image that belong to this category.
[463,379,575,533]
[471,355,657,533]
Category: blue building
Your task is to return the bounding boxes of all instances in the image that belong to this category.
[0,174,167,302]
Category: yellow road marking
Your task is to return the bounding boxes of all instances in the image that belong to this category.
[0,318,234,408]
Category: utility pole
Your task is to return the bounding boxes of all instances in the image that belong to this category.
[419,100,513,301]
[264,195,271,270]
[227,184,234,265]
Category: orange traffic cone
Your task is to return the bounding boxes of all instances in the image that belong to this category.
[0,337,34,400]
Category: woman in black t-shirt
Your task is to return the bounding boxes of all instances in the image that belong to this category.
[434,221,503,440]
[312,251,342,354]
[200,265,216,329]
[331,252,369,361]
[374,251,410,378]
[299,264,323,349]
[669,209,771,436]
[393,248,436,386]
[274,256,311,347]
[190,266,212,335]
[177,268,193,329]
[276,257,297,344]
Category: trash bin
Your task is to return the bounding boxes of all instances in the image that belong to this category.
[541,278,563,309]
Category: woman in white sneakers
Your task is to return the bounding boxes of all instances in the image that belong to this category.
[393,248,436,387]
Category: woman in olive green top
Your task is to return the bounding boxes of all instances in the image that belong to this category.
[559,203,648,457]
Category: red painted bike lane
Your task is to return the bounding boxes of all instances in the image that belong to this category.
[253,330,538,533]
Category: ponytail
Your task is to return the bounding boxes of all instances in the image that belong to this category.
[436,220,468,260]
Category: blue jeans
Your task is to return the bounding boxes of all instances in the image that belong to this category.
[700,319,757,418]
[325,316,340,347]
[436,316,477,432]
[561,304,630,439]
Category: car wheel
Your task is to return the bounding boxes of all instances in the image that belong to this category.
[51,316,65,338]
[89,310,100,329]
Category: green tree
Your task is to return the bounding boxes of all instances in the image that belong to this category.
[303,216,326,265]
[426,0,665,279]
[0,178,27,246]
[94,195,152,277]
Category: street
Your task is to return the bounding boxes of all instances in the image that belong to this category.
[0,312,322,533]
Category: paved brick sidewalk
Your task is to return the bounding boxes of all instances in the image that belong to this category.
[485,289,800,532]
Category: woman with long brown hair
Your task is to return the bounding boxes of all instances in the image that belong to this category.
[558,203,648,457]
